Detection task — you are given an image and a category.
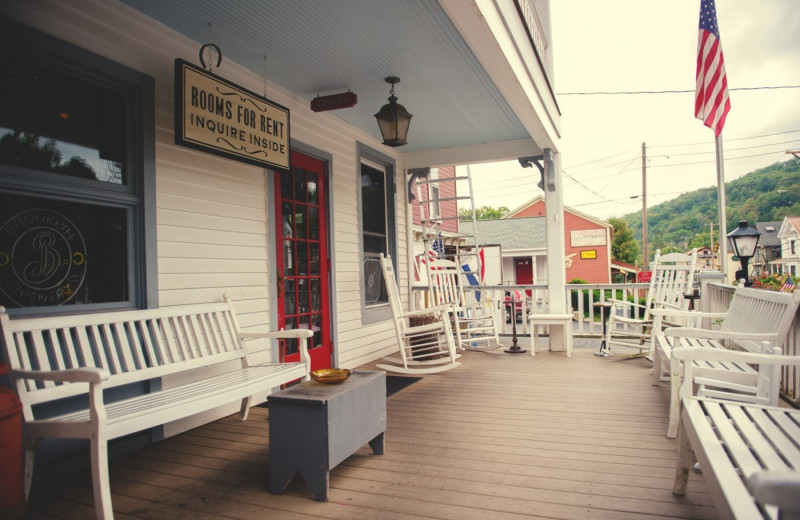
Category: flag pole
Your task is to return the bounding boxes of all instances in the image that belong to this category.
[715,135,728,278]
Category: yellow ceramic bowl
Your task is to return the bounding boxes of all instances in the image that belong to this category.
[310,368,351,384]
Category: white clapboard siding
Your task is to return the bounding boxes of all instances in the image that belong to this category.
[7,0,413,434]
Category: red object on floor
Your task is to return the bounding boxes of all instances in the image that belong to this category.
[0,363,25,520]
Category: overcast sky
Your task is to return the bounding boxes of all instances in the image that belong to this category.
[461,0,800,222]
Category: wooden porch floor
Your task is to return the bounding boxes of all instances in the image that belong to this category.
[23,347,718,519]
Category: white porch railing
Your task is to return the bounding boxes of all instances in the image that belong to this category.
[448,280,800,405]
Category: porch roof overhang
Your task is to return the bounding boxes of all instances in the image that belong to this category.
[119,0,561,168]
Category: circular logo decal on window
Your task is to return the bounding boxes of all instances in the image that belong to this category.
[0,209,88,307]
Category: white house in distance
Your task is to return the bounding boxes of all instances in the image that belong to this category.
[775,216,800,277]
[0,0,563,470]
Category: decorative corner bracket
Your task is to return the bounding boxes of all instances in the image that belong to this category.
[407,167,430,201]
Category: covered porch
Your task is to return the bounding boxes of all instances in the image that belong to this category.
[23,346,717,519]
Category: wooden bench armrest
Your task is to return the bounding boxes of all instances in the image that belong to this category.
[665,327,779,343]
[12,367,110,384]
[240,329,313,379]
[671,345,800,365]
[650,308,726,319]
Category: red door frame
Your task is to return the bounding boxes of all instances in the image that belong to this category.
[274,150,331,371]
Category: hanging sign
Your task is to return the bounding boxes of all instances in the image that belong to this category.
[580,250,597,260]
[174,59,290,171]
[570,228,606,247]
[311,92,357,112]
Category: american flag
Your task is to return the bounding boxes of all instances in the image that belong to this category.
[429,233,443,261]
[420,233,443,264]
[780,275,796,293]
[695,0,730,137]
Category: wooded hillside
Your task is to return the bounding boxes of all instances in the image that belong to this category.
[620,158,800,261]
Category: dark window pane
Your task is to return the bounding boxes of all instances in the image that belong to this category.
[294,205,307,239]
[297,242,308,276]
[0,195,128,308]
[308,206,318,240]
[294,168,307,203]
[310,278,321,312]
[309,243,320,274]
[298,279,308,314]
[363,234,386,255]
[283,279,295,316]
[280,170,293,201]
[361,164,386,236]
[0,52,127,184]
[282,238,294,277]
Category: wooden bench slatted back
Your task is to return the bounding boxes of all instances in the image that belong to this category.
[3,300,249,416]
[1,297,311,519]
[718,286,800,352]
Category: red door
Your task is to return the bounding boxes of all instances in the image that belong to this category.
[515,258,533,297]
[274,151,331,371]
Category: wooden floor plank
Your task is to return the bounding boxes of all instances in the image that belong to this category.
[23,349,719,519]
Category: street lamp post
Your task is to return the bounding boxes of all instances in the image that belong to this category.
[726,221,761,287]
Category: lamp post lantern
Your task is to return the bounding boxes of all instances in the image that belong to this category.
[726,220,761,286]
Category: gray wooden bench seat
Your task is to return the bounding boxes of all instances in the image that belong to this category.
[0,296,312,520]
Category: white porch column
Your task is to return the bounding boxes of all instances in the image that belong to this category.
[544,149,568,351]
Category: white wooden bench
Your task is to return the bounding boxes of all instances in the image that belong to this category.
[0,296,312,520]
[671,347,800,520]
[652,286,800,438]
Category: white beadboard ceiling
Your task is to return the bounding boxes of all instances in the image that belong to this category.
[119,0,531,154]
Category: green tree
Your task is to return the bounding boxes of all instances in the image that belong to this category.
[609,217,639,265]
[458,205,509,220]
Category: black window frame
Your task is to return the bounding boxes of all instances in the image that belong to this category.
[0,18,156,316]
[357,143,397,325]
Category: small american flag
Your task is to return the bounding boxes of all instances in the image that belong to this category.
[420,233,443,266]
[780,275,796,293]
[429,233,443,261]
[695,0,730,137]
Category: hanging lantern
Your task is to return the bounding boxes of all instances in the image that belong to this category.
[374,76,412,147]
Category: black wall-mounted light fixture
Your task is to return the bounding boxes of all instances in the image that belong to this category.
[374,76,412,147]
[727,220,761,286]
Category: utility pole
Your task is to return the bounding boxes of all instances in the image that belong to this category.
[641,142,648,270]
[709,222,715,270]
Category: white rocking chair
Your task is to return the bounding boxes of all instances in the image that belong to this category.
[426,258,502,351]
[376,254,461,374]
[605,249,698,357]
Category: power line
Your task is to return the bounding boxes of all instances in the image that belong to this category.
[557,85,800,96]
[648,128,800,149]
[650,139,800,158]
[562,169,614,203]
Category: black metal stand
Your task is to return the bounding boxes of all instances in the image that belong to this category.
[683,289,700,311]
[505,297,527,354]
[594,303,610,357]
